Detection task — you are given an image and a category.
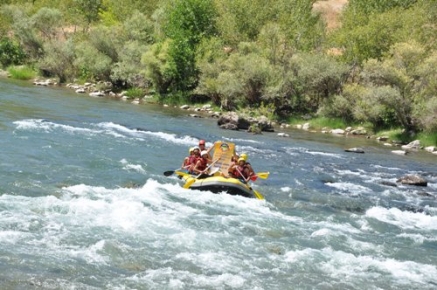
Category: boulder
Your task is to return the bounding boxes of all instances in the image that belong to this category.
[257,116,274,132]
[401,140,421,150]
[350,129,367,135]
[89,91,105,97]
[391,150,407,155]
[425,146,436,153]
[330,129,345,135]
[217,112,250,130]
[397,174,428,187]
[376,136,389,142]
[345,147,365,153]
[219,123,238,130]
[302,123,311,131]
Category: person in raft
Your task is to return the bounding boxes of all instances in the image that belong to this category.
[181,147,194,169]
[198,139,214,160]
[229,157,251,183]
[239,153,256,180]
[192,150,213,178]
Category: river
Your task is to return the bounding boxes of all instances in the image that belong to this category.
[1,78,436,290]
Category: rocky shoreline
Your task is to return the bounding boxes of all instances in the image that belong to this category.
[32,78,437,159]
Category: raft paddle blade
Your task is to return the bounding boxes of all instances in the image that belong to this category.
[163,170,175,176]
[256,172,270,179]
[253,190,265,200]
[183,177,196,189]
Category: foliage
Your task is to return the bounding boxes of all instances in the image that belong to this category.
[38,39,76,83]
[307,117,349,131]
[141,40,173,94]
[124,87,145,99]
[111,40,149,88]
[0,37,26,67]
[7,65,36,80]
[73,41,112,81]
[214,0,323,51]
[1,0,437,135]
[161,0,217,94]
[71,0,102,29]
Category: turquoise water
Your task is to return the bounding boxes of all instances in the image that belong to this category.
[1,78,436,289]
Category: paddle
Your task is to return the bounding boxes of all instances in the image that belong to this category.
[254,172,269,179]
[163,170,178,176]
[163,165,190,176]
[183,158,221,189]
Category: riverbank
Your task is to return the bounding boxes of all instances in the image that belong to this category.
[3,73,437,157]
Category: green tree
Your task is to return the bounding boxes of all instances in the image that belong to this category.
[142,40,173,94]
[111,40,148,87]
[73,41,112,81]
[0,37,26,67]
[2,5,44,59]
[38,39,76,83]
[162,0,217,93]
[72,0,102,30]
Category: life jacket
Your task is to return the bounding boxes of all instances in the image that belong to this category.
[188,155,197,166]
[196,157,208,171]
[233,165,246,178]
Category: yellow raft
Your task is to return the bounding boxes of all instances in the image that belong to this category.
[175,170,264,200]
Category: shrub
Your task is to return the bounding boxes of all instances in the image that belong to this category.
[7,65,36,80]
[125,87,145,99]
[0,37,26,68]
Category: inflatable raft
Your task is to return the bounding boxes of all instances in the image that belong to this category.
[175,170,264,199]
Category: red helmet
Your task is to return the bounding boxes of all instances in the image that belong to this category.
[199,139,206,145]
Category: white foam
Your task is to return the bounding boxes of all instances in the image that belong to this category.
[316,248,437,286]
[366,206,437,230]
[307,150,343,158]
[326,182,372,196]
[120,159,146,174]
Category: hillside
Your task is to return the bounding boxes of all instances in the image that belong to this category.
[313,0,348,30]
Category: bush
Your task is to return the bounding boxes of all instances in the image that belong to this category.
[7,65,36,80]
[125,87,145,99]
[0,37,26,68]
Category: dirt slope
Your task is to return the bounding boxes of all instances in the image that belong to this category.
[313,0,348,31]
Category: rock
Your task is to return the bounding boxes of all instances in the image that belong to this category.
[210,111,221,118]
[302,123,310,130]
[350,129,367,135]
[277,133,289,137]
[330,129,345,135]
[397,174,428,187]
[89,91,105,97]
[180,105,190,110]
[380,181,398,187]
[219,123,238,130]
[217,112,250,130]
[425,146,436,153]
[401,140,421,150]
[345,147,365,153]
[417,191,433,197]
[189,114,202,118]
[376,136,389,142]
[257,116,274,132]
[391,150,407,155]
